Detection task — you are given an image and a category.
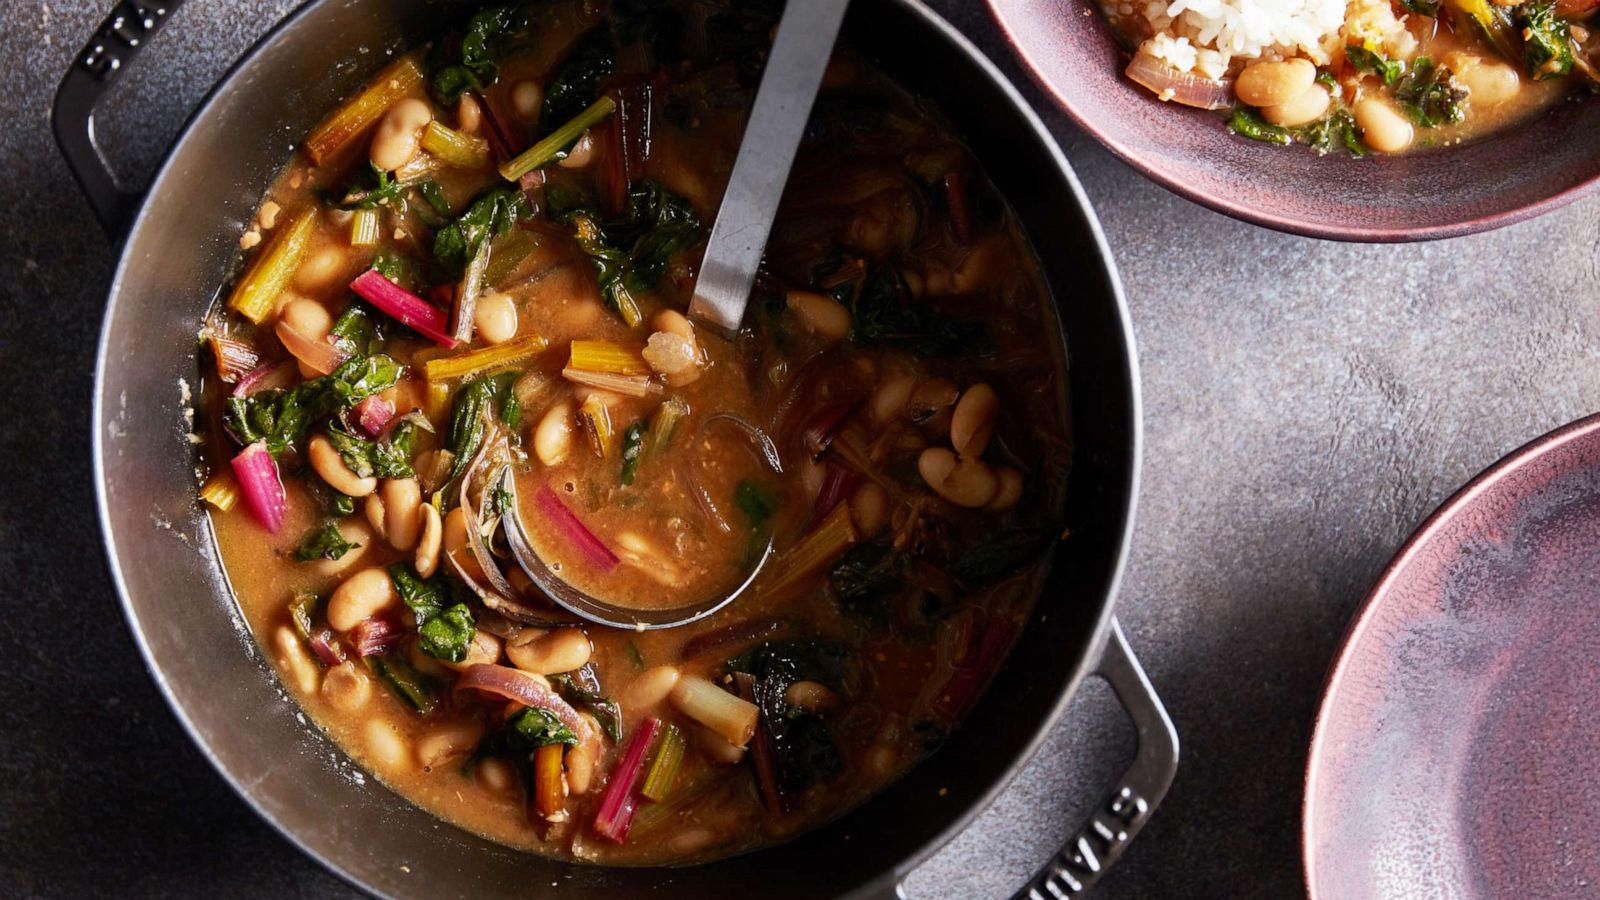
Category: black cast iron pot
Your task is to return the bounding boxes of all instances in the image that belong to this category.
[55,0,1176,896]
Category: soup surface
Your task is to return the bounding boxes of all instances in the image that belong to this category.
[1107,0,1598,154]
[198,0,1069,865]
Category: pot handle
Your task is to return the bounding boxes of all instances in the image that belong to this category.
[51,0,187,236]
[1011,619,1178,898]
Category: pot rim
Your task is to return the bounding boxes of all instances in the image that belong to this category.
[89,0,1142,893]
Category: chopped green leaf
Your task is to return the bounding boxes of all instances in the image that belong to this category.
[548,671,623,743]
[434,187,533,278]
[1300,108,1369,156]
[294,521,359,562]
[444,374,517,483]
[329,304,381,356]
[548,182,702,318]
[949,527,1051,585]
[1227,107,1294,145]
[1399,0,1441,15]
[735,479,780,529]
[620,421,647,485]
[429,4,529,103]
[542,27,615,125]
[820,258,986,357]
[626,640,645,668]
[827,542,904,617]
[1346,44,1405,85]
[224,354,402,456]
[371,655,438,713]
[1394,57,1467,127]
[1517,0,1574,80]
[326,419,417,479]
[418,603,476,662]
[388,562,476,662]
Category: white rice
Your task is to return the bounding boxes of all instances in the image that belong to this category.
[1134,0,1349,80]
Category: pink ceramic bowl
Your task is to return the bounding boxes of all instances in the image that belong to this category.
[987,0,1600,241]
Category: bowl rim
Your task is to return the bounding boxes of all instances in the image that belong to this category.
[1300,411,1600,895]
[983,0,1600,243]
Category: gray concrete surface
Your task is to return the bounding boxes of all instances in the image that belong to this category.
[6,1,1599,897]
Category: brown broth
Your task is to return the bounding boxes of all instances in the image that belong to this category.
[201,0,1071,866]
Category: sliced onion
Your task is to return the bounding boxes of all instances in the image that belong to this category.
[351,616,406,657]
[452,238,491,344]
[231,360,295,398]
[309,630,344,667]
[355,395,395,438]
[1125,51,1233,110]
[456,664,592,742]
[275,318,347,376]
[208,334,261,383]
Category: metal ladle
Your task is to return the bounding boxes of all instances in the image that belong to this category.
[507,0,852,630]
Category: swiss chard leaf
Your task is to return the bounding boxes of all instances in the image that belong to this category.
[224,354,402,456]
[326,420,417,479]
[418,603,476,662]
[823,260,986,357]
[828,542,904,617]
[735,479,779,529]
[1300,108,1368,157]
[1399,0,1441,14]
[476,707,580,763]
[1517,0,1574,80]
[727,639,850,794]
[948,526,1051,585]
[294,521,359,562]
[1394,57,1467,127]
[329,304,381,357]
[388,562,476,662]
[1346,44,1404,85]
[548,670,623,743]
[542,27,615,125]
[550,182,702,315]
[444,374,517,482]
[434,188,533,278]
[1226,107,1294,145]
[620,420,647,485]
[430,4,529,103]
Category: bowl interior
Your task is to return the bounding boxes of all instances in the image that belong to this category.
[94,1,1137,896]
[1305,414,1600,898]
[988,0,1600,240]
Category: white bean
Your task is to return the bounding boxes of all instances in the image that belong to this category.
[474,291,519,344]
[415,723,483,771]
[320,661,372,713]
[786,290,852,341]
[506,627,591,675]
[364,719,408,770]
[370,98,433,172]
[1262,84,1331,128]
[535,400,574,466]
[989,466,1024,511]
[309,434,377,498]
[1355,97,1413,154]
[383,478,422,551]
[327,567,399,632]
[511,80,543,120]
[1235,58,1316,108]
[273,625,319,694]
[414,502,442,578]
[918,447,999,508]
[950,383,998,458]
[624,665,682,711]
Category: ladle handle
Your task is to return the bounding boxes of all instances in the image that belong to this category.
[688,0,852,335]
[53,0,187,237]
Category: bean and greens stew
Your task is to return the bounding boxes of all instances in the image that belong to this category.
[198,0,1069,864]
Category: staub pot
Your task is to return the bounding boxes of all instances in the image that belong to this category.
[56,0,1176,896]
